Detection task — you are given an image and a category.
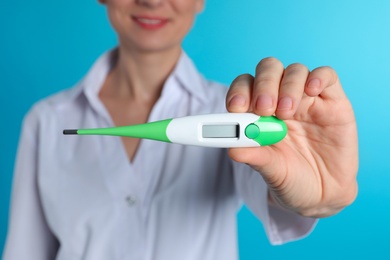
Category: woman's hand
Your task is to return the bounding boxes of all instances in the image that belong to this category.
[226,57,358,218]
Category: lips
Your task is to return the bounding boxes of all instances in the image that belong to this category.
[132,16,169,30]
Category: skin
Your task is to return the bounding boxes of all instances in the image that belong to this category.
[226,60,358,217]
[99,0,358,218]
[98,0,204,160]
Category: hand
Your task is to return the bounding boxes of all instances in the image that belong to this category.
[226,57,358,218]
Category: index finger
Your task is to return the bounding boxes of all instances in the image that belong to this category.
[226,73,254,113]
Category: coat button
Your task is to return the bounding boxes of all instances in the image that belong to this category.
[125,195,137,206]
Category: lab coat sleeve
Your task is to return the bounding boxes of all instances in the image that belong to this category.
[233,161,318,245]
[2,108,59,259]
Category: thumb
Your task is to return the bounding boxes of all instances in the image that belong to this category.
[228,147,279,178]
[229,147,288,191]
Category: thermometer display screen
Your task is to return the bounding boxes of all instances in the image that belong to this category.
[202,124,239,138]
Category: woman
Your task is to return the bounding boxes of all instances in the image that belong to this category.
[3,0,358,259]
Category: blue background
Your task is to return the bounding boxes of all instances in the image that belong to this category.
[1,0,389,259]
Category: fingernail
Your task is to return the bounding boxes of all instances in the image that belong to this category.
[307,79,321,89]
[228,95,246,108]
[277,97,293,110]
[256,95,273,110]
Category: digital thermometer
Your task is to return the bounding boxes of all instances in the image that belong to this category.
[63,113,287,148]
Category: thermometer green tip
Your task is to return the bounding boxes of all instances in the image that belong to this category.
[63,119,173,143]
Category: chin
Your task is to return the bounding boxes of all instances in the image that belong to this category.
[123,38,182,54]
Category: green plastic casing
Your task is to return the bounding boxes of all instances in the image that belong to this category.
[244,116,287,146]
[77,119,173,143]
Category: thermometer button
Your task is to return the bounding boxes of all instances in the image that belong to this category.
[245,123,260,139]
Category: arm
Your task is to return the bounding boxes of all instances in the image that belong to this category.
[227,58,358,218]
[3,110,59,260]
[233,161,317,245]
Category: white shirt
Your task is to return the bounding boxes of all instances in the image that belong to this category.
[3,49,316,260]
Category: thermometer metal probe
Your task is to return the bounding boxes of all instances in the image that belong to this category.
[63,113,287,148]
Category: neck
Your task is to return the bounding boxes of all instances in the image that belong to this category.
[101,45,182,103]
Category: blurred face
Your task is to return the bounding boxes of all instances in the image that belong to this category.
[100,0,204,53]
